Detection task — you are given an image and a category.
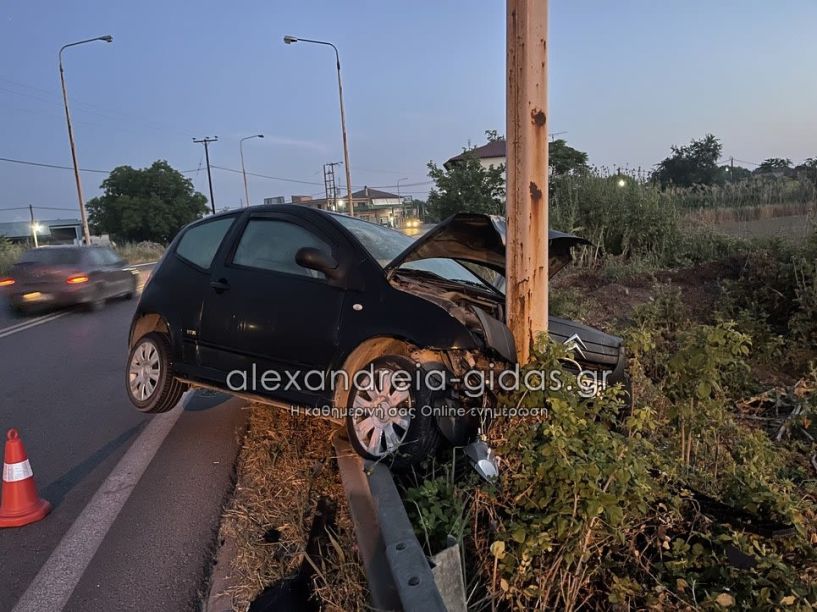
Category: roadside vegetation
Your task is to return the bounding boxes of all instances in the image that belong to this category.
[0,238,165,275]
[213,405,367,611]
[399,207,817,609]
[399,133,817,610]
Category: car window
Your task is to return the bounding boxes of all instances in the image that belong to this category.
[85,249,108,267]
[332,214,489,288]
[232,219,332,279]
[99,248,121,265]
[333,214,413,266]
[176,217,235,270]
[18,248,82,265]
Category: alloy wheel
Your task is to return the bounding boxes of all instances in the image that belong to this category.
[128,339,161,401]
[350,367,412,457]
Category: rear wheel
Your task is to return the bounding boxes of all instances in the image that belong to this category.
[126,332,187,413]
[84,284,105,312]
[123,276,137,300]
[346,355,440,469]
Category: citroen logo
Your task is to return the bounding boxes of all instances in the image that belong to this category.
[564,333,587,359]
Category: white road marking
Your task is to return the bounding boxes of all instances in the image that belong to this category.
[12,397,188,612]
[129,261,158,268]
[0,312,69,339]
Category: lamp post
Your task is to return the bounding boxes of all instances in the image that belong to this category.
[396,177,408,221]
[59,35,113,245]
[284,35,354,217]
[240,134,264,207]
[29,205,41,248]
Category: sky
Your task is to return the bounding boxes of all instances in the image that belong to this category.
[1,1,816,222]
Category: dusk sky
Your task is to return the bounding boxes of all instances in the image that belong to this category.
[1,1,816,222]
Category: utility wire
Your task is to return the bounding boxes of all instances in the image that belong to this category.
[0,156,199,174]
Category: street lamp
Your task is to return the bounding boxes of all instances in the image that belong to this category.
[59,35,113,245]
[240,134,264,207]
[396,177,408,221]
[284,35,354,217]
[31,223,42,248]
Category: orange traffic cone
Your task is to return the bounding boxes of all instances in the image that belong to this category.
[0,429,51,528]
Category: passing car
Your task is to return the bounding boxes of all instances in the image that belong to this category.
[125,207,627,467]
[1,245,138,314]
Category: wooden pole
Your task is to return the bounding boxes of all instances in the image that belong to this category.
[506,0,549,363]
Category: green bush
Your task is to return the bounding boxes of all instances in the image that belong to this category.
[417,332,817,610]
[0,238,26,276]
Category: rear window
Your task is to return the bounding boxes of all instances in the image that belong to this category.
[18,248,82,265]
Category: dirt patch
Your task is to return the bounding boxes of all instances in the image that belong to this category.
[554,260,736,331]
[211,405,367,611]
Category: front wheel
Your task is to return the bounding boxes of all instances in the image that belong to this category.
[126,332,187,413]
[346,355,440,469]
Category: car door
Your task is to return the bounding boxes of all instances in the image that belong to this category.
[165,214,239,368]
[198,212,347,405]
[83,248,113,297]
[99,247,132,295]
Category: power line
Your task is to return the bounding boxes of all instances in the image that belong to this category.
[212,165,432,190]
[0,156,109,174]
[0,156,200,174]
[0,156,431,194]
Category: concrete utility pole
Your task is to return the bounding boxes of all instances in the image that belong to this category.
[193,137,218,214]
[240,134,264,207]
[59,35,113,245]
[506,0,549,364]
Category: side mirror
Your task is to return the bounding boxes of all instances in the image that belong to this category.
[295,247,341,280]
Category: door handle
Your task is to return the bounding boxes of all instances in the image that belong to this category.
[210,278,230,292]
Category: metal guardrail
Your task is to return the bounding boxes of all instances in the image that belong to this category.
[333,433,447,612]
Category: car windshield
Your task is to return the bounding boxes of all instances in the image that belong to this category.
[18,248,82,265]
[332,214,493,289]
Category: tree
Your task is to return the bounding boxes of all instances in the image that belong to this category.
[719,163,751,182]
[482,130,589,175]
[87,160,208,243]
[653,134,722,188]
[426,154,505,221]
[549,138,589,175]
[794,158,817,185]
[756,157,793,175]
[485,129,503,143]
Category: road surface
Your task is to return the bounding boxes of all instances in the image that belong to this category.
[0,267,248,611]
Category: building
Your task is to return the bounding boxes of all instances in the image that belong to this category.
[297,186,409,226]
[262,196,285,205]
[0,218,82,244]
[444,139,507,171]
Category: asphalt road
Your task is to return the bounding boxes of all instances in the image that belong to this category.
[0,268,248,611]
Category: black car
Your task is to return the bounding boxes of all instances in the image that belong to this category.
[2,245,139,313]
[125,207,627,466]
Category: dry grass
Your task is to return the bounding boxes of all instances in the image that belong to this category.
[214,404,367,611]
[684,201,815,225]
[0,240,26,276]
[115,241,165,264]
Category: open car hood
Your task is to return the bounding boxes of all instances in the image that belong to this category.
[384,213,591,279]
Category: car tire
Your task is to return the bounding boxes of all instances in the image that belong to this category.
[126,332,187,413]
[84,284,105,312]
[8,303,27,316]
[124,277,137,300]
[346,355,440,469]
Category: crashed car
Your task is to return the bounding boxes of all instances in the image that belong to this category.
[126,207,627,467]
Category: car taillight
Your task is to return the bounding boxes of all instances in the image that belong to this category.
[0,278,14,287]
[66,274,90,285]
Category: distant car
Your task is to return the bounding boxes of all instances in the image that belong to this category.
[1,245,138,314]
[125,207,628,467]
